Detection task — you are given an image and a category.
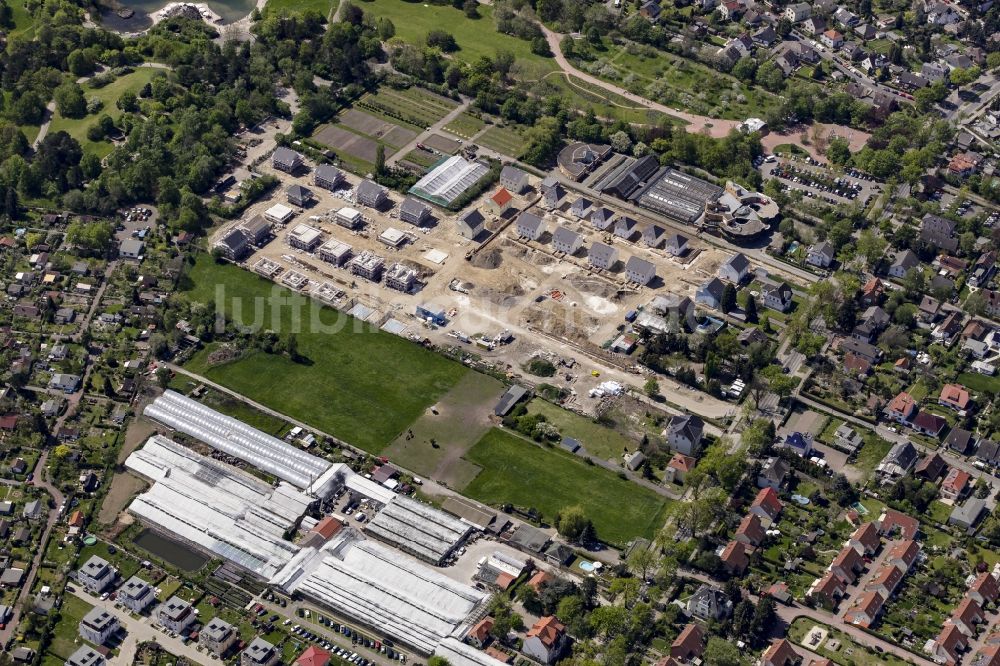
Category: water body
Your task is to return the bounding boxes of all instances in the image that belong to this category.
[134,529,209,572]
[99,0,253,31]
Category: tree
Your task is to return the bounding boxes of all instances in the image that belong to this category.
[156,367,171,389]
[776,16,792,37]
[375,144,386,175]
[556,505,589,540]
[54,83,87,119]
[376,17,395,39]
[463,0,479,17]
[610,130,632,153]
[741,295,758,325]
[856,229,888,268]
[966,291,986,316]
[643,376,659,399]
[704,637,742,666]
[720,284,737,314]
[117,90,138,113]
[826,137,851,165]
[626,547,658,581]
[426,29,458,51]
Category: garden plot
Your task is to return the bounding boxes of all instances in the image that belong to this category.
[339,108,418,149]
[313,124,379,163]
[359,86,459,128]
[424,133,462,154]
[478,125,528,158]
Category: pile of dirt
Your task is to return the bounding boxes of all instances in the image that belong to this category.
[481,281,525,307]
[531,253,556,267]
[569,274,619,299]
[471,248,503,269]
[205,344,245,367]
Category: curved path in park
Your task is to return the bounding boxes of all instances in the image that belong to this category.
[540,25,871,159]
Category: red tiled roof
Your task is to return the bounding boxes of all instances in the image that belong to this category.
[721,540,749,573]
[736,513,765,545]
[496,572,516,590]
[940,384,971,410]
[752,487,783,518]
[668,452,697,473]
[761,638,799,666]
[850,522,881,552]
[469,617,494,643]
[952,597,984,627]
[879,510,920,540]
[670,624,705,661]
[311,516,344,540]
[297,646,330,666]
[971,573,1000,604]
[527,616,565,648]
[943,468,971,494]
[887,391,917,415]
[887,539,920,570]
[528,570,552,593]
[491,188,513,206]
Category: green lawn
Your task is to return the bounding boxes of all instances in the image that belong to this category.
[266,0,338,17]
[477,125,528,158]
[48,68,162,158]
[49,595,95,659]
[7,0,35,42]
[361,0,556,78]
[851,435,893,476]
[787,616,912,666]
[443,112,486,139]
[182,255,468,452]
[461,428,671,546]
[525,398,637,461]
[958,372,1000,395]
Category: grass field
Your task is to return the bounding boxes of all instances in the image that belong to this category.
[851,435,893,476]
[787,617,911,666]
[525,398,637,461]
[958,372,1000,395]
[266,0,338,17]
[48,595,95,659]
[383,372,505,488]
[48,68,162,158]
[7,0,35,42]
[443,112,486,139]
[477,125,528,158]
[462,428,671,546]
[360,0,556,78]
[182,255,468,452]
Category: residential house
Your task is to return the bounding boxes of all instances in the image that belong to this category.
[77,556,116,594]
[625,256,656,285]
[941,468,972,500]
[922,213,958,253]
[552,227,583,255]
[286,184,314,208]
[78,608,119,645]
[664,414,704,456]
[589,207,616,231]
[242,638,280,666]
[486,188,514,216]
[670,624,705,663]
[719,253,751,283]
[201,618,239,656]
[696,277,726,310]
[888,250,920,278]
[886,539,920,573]
[721,540,750,575]
[156,596,195,633]
[686,584,732,620]
[665,453,696,484]
[750,487,783,525]
[570,197,593,219]
[865,565,904,600]
[968,573,1000,608]
[272,147,304,173]
[516,212,546,241]
[911,411,948,438]
[589,242,618,271]
[940,384,971,412]
[807,241,835,268]
[735,513,766,547]
[757,457,789,491]
[763,282,793,312]
[885,392,918,423]
[783,432,813,458]
[931,623,968,665]
[522,617,568,664]
[399,198,431,226]
[500,165,529,194]
[808,571,847,609]
[313,164,344,191]
[877,441,918,480]
[951,598,986,637]
[614,216,638,240]
[665,234,689,256]
[915,452,947,481]
[820,29,844,49]
[356,180,387,208]
[830,546,864,584]
[457,209,486,240]
[760,639,800,666]
[642,224,666,248]
[297,647,331,666]
[946,428,975,455]
[66,647,105,666]
[784,2,811,21]
[844,591,885,628]
[950,498,987,530]
[118,576,155,614]
[848,522,881,556]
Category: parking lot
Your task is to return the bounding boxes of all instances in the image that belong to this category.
[758,157,881,206]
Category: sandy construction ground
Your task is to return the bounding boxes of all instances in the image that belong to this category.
[212,157,803,420]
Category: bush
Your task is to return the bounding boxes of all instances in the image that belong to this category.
[526,358,556,377]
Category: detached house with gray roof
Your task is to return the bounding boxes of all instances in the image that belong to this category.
[589,242,617,270]
[664,414,704,456]
[516,212,545,241]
